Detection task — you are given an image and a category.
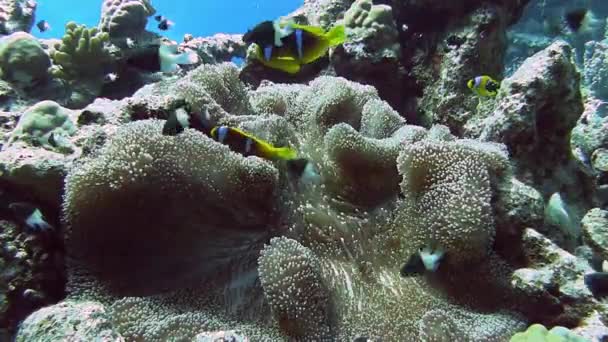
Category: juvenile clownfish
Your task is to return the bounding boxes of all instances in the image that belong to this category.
[467,75,500,97]
[243,18,346,74]
[8,202,53,232]
[400,245,445,277]
[162,107,211,137]
[210,125,297,161]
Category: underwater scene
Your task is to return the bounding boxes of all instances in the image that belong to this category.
[1,0,608,341]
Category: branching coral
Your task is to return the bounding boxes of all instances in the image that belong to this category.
[49,22,115,107]
[50,22,112,80]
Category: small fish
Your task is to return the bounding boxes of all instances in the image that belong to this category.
[243,19,294,51]
[36,20,50,33]
[565,8,588,33]
[126,37,136,48]
[8,202,53,232]
[467,75,500,97]
[158,18,175,31]
[104,73,118,83]
[243,19,346,74]
[47,132,71,150]
[126,39,198,73]
[162,108,211,136]
[400,252,426,277]
[585,272,608,298]
[210,126,298,161]
[400,245,445,277]
[154,15,164,22]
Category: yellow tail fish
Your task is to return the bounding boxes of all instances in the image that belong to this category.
[210,125,297,161]
[244,19,346,74]
[467,75,501,97]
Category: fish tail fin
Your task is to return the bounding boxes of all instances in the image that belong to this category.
[324,24,346,46]
[286,158,309,178]
[160,49,199,73]
[272,146,298,160]
[175,50,199,65]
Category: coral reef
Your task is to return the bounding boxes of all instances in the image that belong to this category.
[15,301,122,341]
[0,219,65,338]
[181,33,247,65]
[512,229,596,326]
[581,208,608,260]
[99,0,155,38]
[342,0,400,61]
[510,323,588,342]
[63,119,279,293]
[0,0,36,35]
[3,0,608,341]
[571,98,608,206]
[50,22,114,108]
[583,41,608,101]
[0,32,50,87]
[8,100,76,153]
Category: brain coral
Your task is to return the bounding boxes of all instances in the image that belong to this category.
[99,0,155,37]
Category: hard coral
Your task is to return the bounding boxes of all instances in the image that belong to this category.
[0,0,36,35]
[0,32,50,86]
[63,120,280,294]
[51,22,112,80]
[342,0,400,61]
[99,0,155,38]
[9,100,76,153]
[50,22,114,108]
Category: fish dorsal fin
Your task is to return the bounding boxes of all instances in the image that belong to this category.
[290,23,326,36]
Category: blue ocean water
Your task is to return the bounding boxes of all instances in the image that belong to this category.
[32,0,304,41]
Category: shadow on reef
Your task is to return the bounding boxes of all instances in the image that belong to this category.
[0,182,66,338]
[239,56,330,88]
[63,121,282,296]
